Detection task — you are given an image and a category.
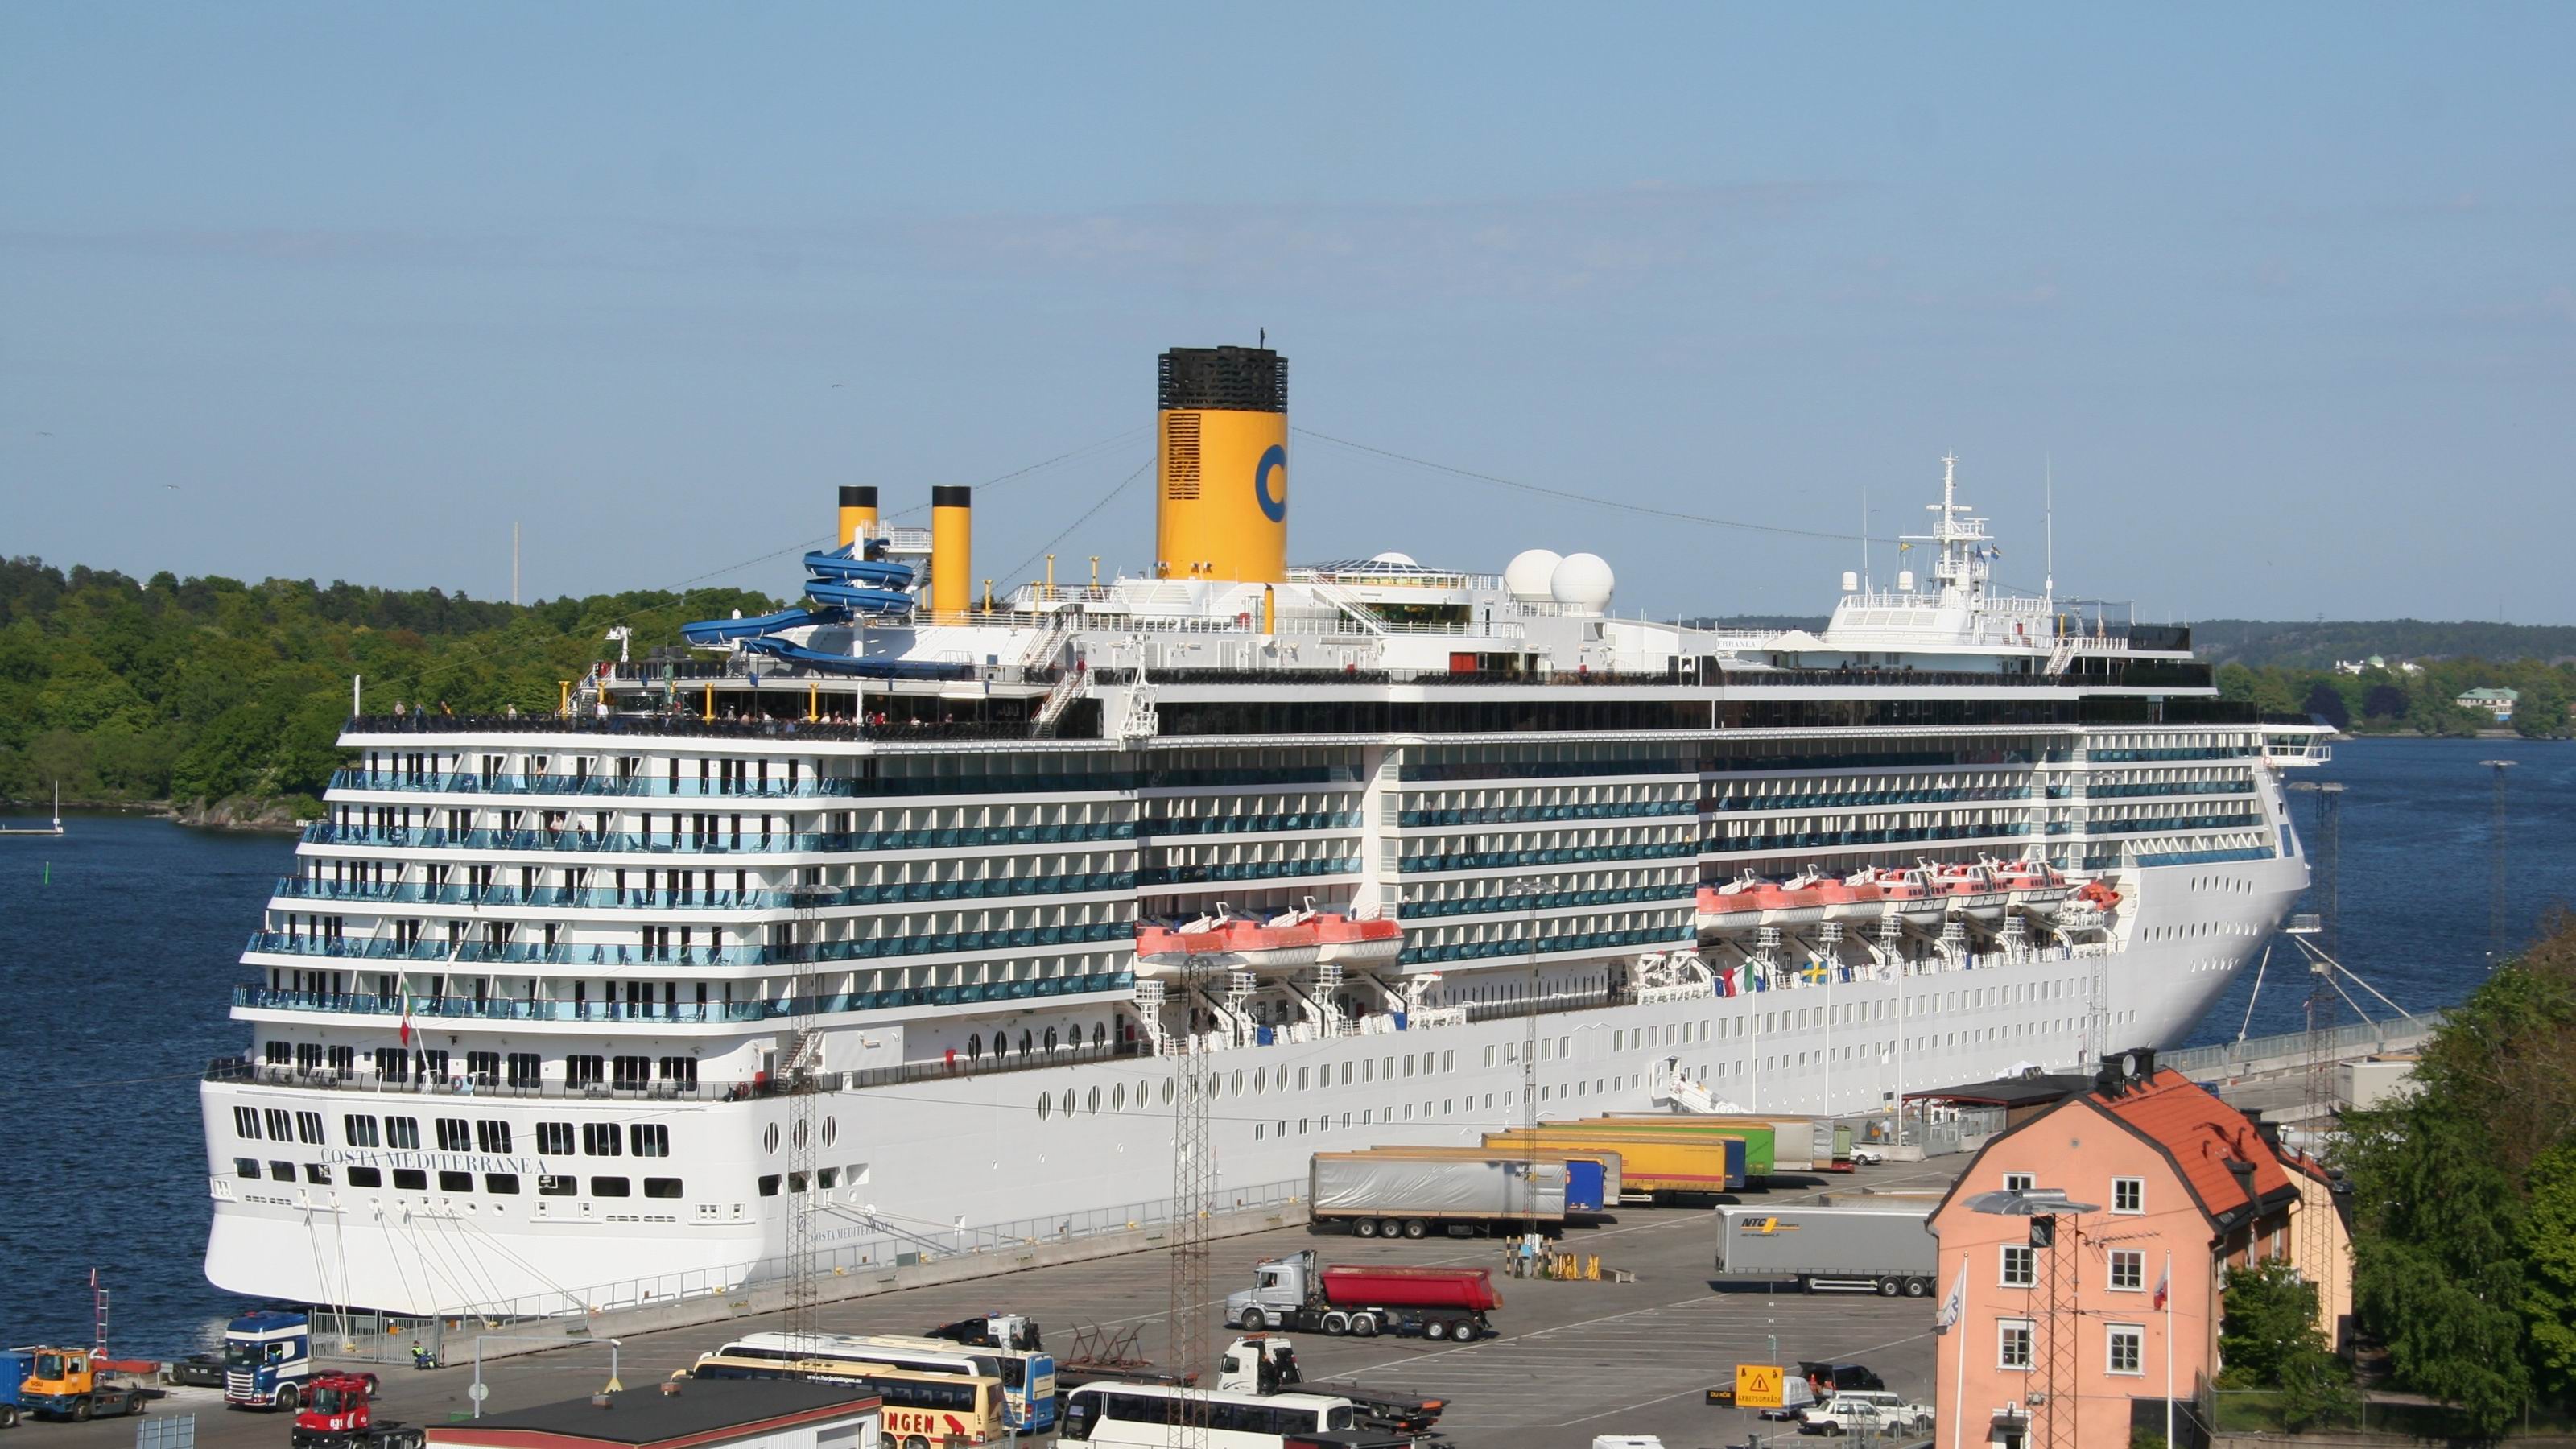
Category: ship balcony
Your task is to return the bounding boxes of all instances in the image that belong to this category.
[1401,881,1695,919]
[230,969,1138,1026]
[1395,799,1696,828]
[1136,810,1364,836]
[299,819,1138,855]
[1397,840,1696,875]
[246,919,1137,968]
[269,870,1138,912]
[329,769,870,799]
[1707,821,2036,854]
[1708,785,2034,813]
[1134,856,1361,887]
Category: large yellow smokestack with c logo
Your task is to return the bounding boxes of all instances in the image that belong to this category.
[931,485,972,615]
[837,485,878,548]
[1157,345,1287,583]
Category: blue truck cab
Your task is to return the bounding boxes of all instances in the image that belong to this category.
[222,1312,312,1410]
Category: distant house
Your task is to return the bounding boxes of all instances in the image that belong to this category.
[1929,1055,2318,1449]
[2454,687,2518,721]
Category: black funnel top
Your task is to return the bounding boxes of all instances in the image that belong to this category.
[1159,346,1286,413]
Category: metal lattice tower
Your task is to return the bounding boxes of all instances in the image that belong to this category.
[1166,954,1215,1449]
[2287,781,2344,955]
[784,873,824,1349]
[2036,1214,2081,1449]
[2479,761,2515,964]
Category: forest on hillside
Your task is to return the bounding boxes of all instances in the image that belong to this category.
[5,554,2570,815]
[0,556,775,812]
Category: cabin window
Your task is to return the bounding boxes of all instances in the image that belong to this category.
[346,1166,382,1188]
[233,1107,261,1139]
[233,1158,260,1179]
[538,1174,576,1196]
[393,1169,428,1191]
[632,1124,671,1157]
[583,1123,623,1156]
[591,1176,631,1197]
[758,1174,782,1196]
[485,1174,520,1195]
[386,1117,421,1150]
[439,1170,473,1193]
[645,1179,683,1199]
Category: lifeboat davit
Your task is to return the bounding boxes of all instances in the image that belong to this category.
[1314,909,1402,965]
[1818,866,1889,923]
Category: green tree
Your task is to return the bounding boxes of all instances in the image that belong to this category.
[2217,1259,2359,1430]
[2299,681,2351,730]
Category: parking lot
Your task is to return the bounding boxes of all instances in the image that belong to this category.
[41,1157,1963,1449]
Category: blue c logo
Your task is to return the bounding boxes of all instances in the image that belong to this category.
[1255,444,1287,522]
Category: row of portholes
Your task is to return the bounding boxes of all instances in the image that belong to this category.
[760,1117,840,1154]
[965,1022,1113,1060]
[1032,1059,1321,1122]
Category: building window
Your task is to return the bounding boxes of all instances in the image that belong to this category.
[2108,1249,2145,1291]
[1999,1319,2034,1371]
[2107,1323,2144,1376]
[2004,1172,2035,1192]
[2000,1245,2036,1287]
[2113,1176,2145,1214]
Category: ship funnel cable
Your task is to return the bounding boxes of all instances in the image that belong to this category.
[996,455,1155,591]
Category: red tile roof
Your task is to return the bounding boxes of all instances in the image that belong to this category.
[2092,1067,2293,1224]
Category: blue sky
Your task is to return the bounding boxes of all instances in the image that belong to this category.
[5,4,2570,622]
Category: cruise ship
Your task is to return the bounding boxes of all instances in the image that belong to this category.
[202,345,2328,1317]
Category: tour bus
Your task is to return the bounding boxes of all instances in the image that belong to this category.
[706,1331,1055,1431]
[684,1353,1005,1449]
[1059,1381,1361,1449]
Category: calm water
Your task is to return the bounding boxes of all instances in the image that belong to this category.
[0,736,2566,1356]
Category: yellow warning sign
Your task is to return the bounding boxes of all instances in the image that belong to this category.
[1735,1363,1785,1409]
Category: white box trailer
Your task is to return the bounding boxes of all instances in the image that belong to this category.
[1310,1152,1567,1236]
[1715,1205,1936,1297]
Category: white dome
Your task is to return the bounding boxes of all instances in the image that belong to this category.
[1550,552,1615,613]
[1503,548,1563,602]
[1367,551,1418,567]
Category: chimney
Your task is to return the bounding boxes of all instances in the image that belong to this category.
[931,486,972,616]
[2132,1047,2158,1082]
[2094,1058,2123,1099]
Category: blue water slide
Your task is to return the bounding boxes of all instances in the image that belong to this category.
[803,578,917,613]
[738,634,972,680]
[802,547,915,592]
[681,605,846,646]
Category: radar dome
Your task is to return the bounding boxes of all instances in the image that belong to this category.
[1550,552,1615,613]
[1504,549,1563,602]
[1367,551,1418,568]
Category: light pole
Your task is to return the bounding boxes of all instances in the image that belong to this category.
[471,1335,624,1418]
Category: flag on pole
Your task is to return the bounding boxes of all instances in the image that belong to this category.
[1935,1261,1968,1332]
[2152,1259,2170,1311]
[398,997,414,1048]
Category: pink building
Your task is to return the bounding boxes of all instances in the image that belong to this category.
[1929,1058,2302,1449]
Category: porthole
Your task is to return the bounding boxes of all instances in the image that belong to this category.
[1231,1070,1245,1097]
[1062,1089,1076,1117]
[1162,1080,1174,1105]
[1112,1083,1126,1112]
[791,1120,809,1148]
[1037,1095,1051,1121]
[1088,1086,1101,1114]
[762,1124,781,1154]
[822,1117,838,1147]
[1252,1069,1265,1096]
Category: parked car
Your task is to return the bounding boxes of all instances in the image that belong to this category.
[1795,1361,1886,1396]
[1800,1390,1933,1437]
[1847,1146,1885,1166]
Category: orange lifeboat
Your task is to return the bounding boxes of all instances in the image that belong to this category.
[1220,909,1323,971]
[1876,868,1943,925]
[1818,867,1889,923]
[1696,873,1772,934]
[1314,910,1402,965]
[1760,867,1831,927]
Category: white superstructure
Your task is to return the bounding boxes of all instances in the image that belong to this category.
[200,363,2326,1317]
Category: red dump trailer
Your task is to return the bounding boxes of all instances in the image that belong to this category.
[1226,1250,1504,1340]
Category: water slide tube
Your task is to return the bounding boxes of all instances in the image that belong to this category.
[680,545,968,678]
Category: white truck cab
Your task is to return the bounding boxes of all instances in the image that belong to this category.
[1800,1389,1933,1436]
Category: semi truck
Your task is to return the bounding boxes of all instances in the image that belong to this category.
[1481,1128,1746,1197]
[1309,1151,1567,1236]
[1359,1144,1624,1212]
[222,1309,314,1409]
[290,1373,420,1449]
[12,1348,159,1422]
[1715,1205,1937,1296]
[1213,1338,1447,1432]
[1224,1251,1501,1340]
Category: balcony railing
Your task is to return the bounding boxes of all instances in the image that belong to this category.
[271,870,1137,911]
[1397,840,1696,874]
[245,919,1138,968]
[231,970,1138,1024]
[331,769,870,799]
[302,819,1137,855]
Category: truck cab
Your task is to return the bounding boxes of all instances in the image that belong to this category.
[1227,1256,1313,1327]
[15,1348,152,1422]
[225,1311,314,1410]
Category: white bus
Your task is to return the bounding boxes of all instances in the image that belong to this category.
[1059,1381,1360,1449]
[708,1332,1056,1431]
